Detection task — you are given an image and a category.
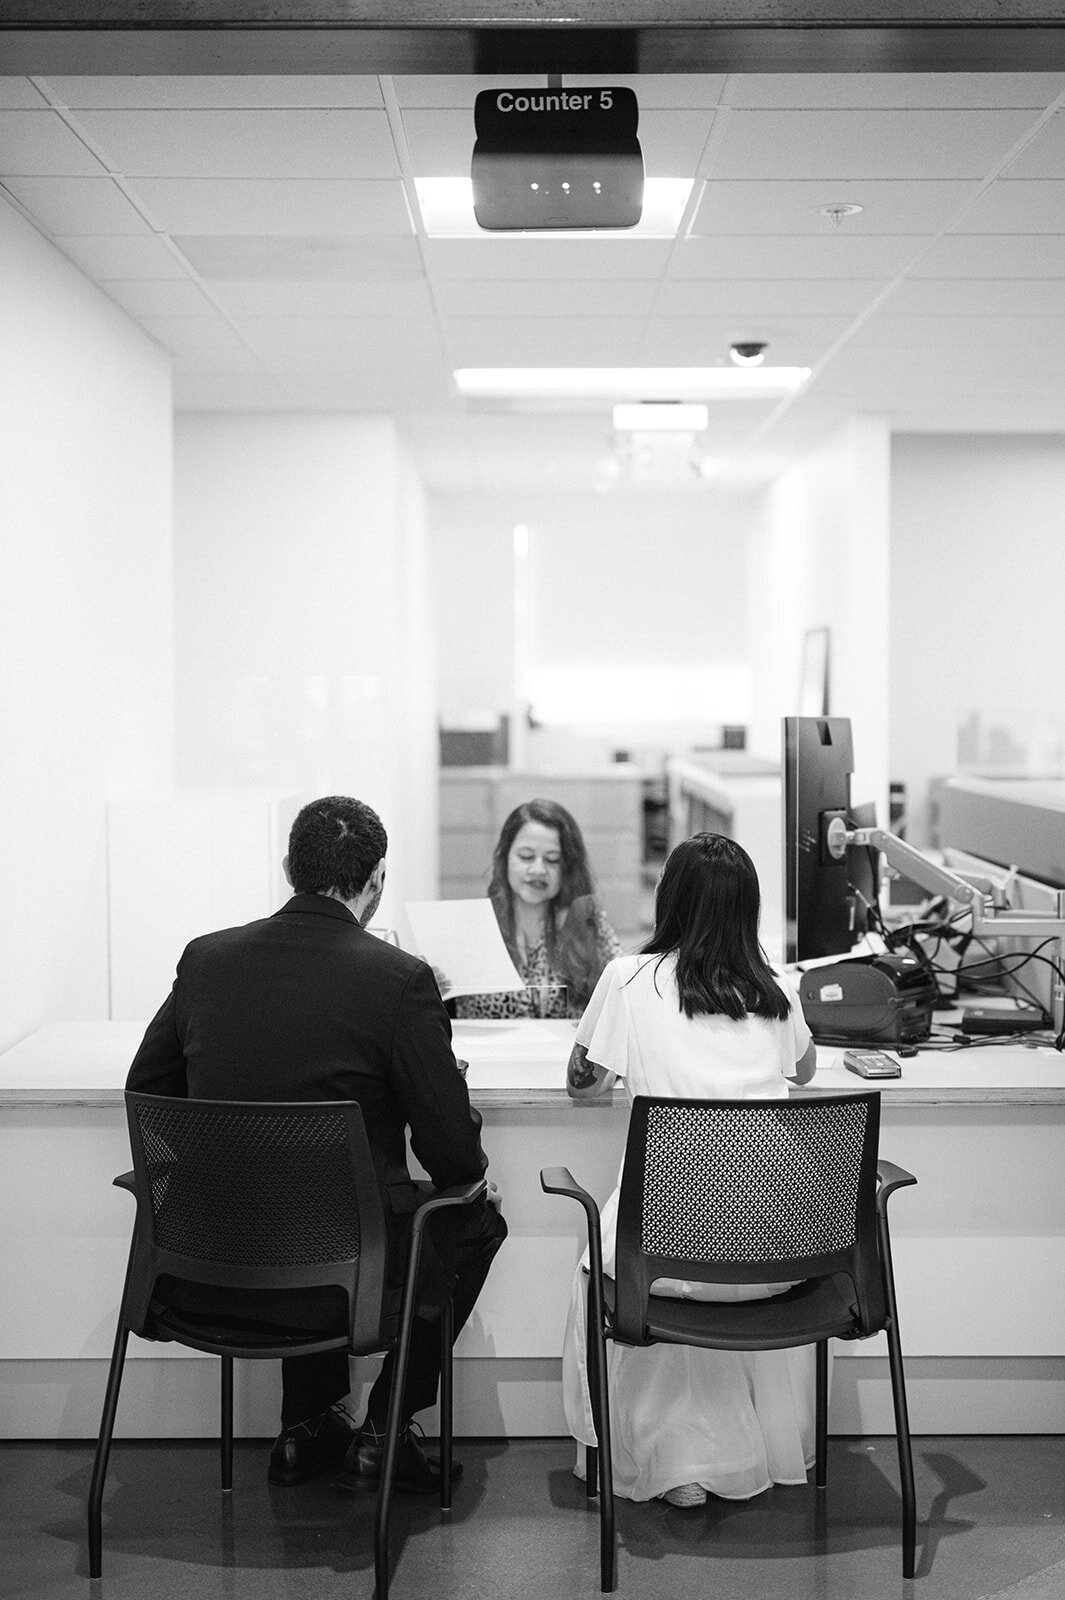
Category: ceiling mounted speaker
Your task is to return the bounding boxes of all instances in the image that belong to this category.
[471,85,643,232]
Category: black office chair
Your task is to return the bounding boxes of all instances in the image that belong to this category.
[88,1092,485,1597]
[542,1090,917,1591]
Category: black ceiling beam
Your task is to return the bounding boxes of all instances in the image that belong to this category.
[3,3,1065,74]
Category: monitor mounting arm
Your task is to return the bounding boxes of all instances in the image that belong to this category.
[824,818,1065,1034]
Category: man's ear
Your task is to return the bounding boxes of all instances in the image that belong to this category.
[282,855,293,888]
[371,857,386,891]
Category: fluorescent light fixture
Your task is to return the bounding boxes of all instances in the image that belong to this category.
[613,402,709,432]
[416,176,692,239]
[456,367,810,399]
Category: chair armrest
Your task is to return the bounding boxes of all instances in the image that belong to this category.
[541,1166,588,1201]
[877,1158,917,1215]
[409,1178,487,1238]
[113,1171,136,1194]
[540,1167,603,1271]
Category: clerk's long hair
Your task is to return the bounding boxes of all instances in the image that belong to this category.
[642,833,789,1021]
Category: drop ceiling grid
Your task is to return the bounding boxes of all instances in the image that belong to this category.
[0,71,1062,488]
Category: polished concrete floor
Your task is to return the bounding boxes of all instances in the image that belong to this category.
[5,1434,1065,1600]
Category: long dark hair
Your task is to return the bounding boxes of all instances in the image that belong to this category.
[488,799,596,983]
[642,833,789,1021]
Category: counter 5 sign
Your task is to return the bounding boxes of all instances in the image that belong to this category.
[471,85,643,231]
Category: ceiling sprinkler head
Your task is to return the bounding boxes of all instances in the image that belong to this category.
[818,202,864,227]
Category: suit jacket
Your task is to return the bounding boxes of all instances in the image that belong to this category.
[127,892,490,1330]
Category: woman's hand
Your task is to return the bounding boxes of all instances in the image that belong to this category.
[431,965,452,998]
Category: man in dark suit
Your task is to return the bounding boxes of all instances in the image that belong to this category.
[126,795,506,1490]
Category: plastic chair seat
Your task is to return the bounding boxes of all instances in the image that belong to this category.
[605,1273,863,1352]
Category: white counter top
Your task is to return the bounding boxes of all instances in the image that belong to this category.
[2,1018,1064,1108]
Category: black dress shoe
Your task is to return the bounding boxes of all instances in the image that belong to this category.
[268,1405,359,1487]
[343,1424,463,1495]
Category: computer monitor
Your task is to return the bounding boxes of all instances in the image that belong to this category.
[783,716,877,963]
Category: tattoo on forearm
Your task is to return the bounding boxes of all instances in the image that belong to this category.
[567,1043,599,1091]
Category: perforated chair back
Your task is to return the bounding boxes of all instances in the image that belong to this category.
[613,1091,884,1345]
[124,1093,388,1353]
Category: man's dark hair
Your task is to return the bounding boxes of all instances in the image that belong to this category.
[287,796,387,902]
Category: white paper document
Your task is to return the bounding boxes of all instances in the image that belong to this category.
[405,899,524,999]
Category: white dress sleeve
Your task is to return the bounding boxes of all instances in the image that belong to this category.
[574,958,632,1081]
[775,968,813,1068]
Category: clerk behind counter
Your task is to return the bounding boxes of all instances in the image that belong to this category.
[453,799,622,1020]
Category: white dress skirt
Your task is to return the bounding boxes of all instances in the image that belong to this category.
[561,953,819,1503]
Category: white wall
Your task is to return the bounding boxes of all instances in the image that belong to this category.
[0,198,174,1051]
[430,487,757,748]
[173,413,437,930]
[891,433,1065,846]
[748,416,892,821]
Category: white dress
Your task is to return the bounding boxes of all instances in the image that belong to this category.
[562,952,818,1503]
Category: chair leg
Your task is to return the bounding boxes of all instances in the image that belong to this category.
[439,1297,454,1512]
[586,1445,598,1501]
[591,1331,616,1594]
[582,1278,615,1591]
[220,1355,234,1492]
[885,1314,917,1579]
[815,1339,829,1490]
[375,1230,427,1600]
[87,1320,130,1580]
[879,1213,917,1579]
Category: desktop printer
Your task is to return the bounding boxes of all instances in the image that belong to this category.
[798,951,937,1046]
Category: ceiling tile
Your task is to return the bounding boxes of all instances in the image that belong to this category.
[234,315,442,357]
[952,179,1065,233]
[690,178,980,238]
[447,317,644,365]
[701,110,1039,181]
[911,234,1065,277]
[728,74,1065,110]
[53,232,189,279]
[635,108,717,177]
[100,278,221,316]
[0,79,47,109]
[1,176,154,236]
[671,234,917,280]
[424,237,673,280]
[653,278,884,316]
[73,109,400,180]
[402,108,475,176]
[138,314,260,365]
[434,277,660,318]
[174,234,425,281]
[0,111,106,177]
[998,110,1065,179]
[209,277,435,317]
[884,278,1065,317]
[47,76,384,110]
[263,362,453,404]
[130,178,412,236]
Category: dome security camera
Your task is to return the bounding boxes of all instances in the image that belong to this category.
[730,341,768,366]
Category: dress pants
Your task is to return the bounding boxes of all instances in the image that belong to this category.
[281,1198,507,1428]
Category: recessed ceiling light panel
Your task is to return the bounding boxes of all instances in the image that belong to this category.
[455,367,810,399]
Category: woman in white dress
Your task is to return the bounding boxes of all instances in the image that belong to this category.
[562,832,818,1509]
